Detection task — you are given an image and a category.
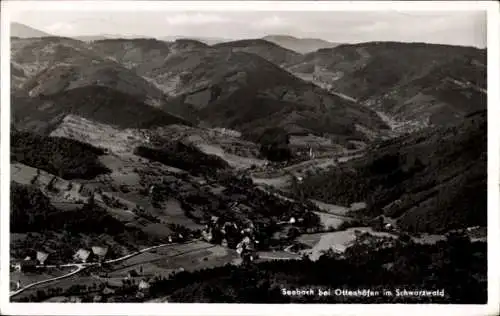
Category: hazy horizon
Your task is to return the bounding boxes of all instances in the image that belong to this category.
[11,10,487,48]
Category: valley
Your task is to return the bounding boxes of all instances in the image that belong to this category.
[8,22,488,304]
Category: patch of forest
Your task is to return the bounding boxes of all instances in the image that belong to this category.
[134,141,230,176]
[11,131,111,179]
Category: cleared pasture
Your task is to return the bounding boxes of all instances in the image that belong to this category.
[314,212,345,229]
[10,267,75,291]
[298,227,398,261]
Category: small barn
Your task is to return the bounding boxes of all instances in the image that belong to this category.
[91,246,109,262]
[36,251,49,265]
[73,248,92,263]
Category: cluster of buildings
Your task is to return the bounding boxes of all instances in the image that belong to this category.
[201,215,259,263]
[11,251,49,273]
[12,246,110,275]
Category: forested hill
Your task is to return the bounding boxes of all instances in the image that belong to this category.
[296,109,486,233]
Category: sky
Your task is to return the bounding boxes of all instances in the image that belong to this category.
[11,10,487,47]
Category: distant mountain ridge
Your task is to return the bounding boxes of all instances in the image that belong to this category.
[287,41,486,128]
[212,39,302,65]
[20,60,169,107]
[10,22,52,38]
[11,36,103,90]
[10,30,484,145]
[160,36,231,45]
[263,34,341,54]
[12,85,191,134]
[141,48,388,140]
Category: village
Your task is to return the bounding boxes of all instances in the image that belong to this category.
[9,141,333,301]
[10,112,486,303]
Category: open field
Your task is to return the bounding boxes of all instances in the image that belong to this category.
[251,175,291,190]
[310,199,350,215]
[115,192,204,231]
[196,143,265,170]
[314,212,345,229]
[257,250,301,261]
[51,114,267,173]
[10,267,75,291]
[154,198,204,230]
[298,226,453,261]
[298,227,398,261]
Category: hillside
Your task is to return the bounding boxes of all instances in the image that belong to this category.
[73,35,109,42]
[11,131,111,180]
[297,110,486,233]
[19,60,169,106]
[89,38,173,69]
[7,31,488,305]
[11,86,191,134]
[11,22,52,38]
[134,141,231,177]
[169,39,209,51]
[263,35,341,54]
[10,35,388,141]
[160,36,230,45]
[135,48,387,142]
[148,234,486,303]
[287,42,486,126]
[10,182,165,264]
[213,39,302,65]
[89,38,210,72]
[11,36,103,89]
[11,62,28,90]
[89,38,209,116]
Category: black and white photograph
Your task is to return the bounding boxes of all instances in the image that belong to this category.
[1,1,499,315]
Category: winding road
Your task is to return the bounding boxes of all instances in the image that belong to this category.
[9,240,201,298]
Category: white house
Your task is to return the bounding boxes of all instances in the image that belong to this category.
[36,251,49,265]
[138,280,151,291]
